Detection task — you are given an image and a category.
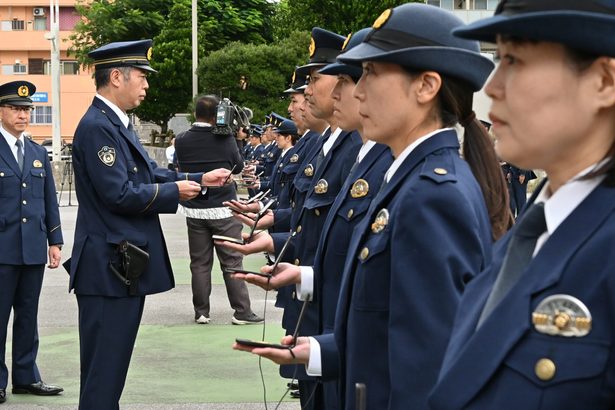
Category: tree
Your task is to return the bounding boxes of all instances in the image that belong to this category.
[69,0,275,133]
[271,0,420,38]
[198,31,310,122]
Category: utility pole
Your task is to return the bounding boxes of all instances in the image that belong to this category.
[192,0,198,97]
[46,0,61,161]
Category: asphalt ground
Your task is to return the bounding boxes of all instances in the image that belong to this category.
[4,191,300,410]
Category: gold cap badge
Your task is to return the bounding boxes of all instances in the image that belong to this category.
[17,85,30,97]
[373,8,392,30]
[350,179,369,198]
[371,208,389,234]
[342,33,352,51]
[147,47,153,61]
[309,37,316,58]
[291,71,296,84]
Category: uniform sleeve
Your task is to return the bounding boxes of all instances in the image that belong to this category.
[313,332,340,380]
[43,153,63,245]
[77,122,179,215]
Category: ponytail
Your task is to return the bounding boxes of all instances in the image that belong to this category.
[439,76,513,240]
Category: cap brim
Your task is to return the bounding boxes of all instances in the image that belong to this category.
[1,99,33,107]
[336,41,391,65]
[453,12,615,56]
[133,64,157,73]
[283,87,301,94]
[318,62,362,79]
[343,44,494,91]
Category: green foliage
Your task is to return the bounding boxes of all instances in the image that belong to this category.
[271,0,421,38]
[69,0,274,131]
[198,31,310,122]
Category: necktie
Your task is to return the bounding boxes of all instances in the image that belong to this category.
[15,139,24,172]
[477,202,546,327]
[127,123,140,145]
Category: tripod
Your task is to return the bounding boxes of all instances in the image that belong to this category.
[58,159,74,206]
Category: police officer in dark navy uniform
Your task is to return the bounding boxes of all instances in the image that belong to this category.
[68,40,231,409]
[0,81,63,405]
[503,162,537,217]
[430,2,615,409]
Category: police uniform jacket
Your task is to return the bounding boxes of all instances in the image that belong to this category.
[313,143,392,334]
[69,97,203,296]
[323,129,492,410]
[257,142,281,180]
[271,130,319,234]
[0,136,62,264]
[247,144,264,162]
[429,180,615,410]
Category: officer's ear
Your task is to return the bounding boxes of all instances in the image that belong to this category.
[109,68,126,88]
[415,71,442,105]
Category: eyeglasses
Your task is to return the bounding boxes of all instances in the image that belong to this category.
[1,105,34,113]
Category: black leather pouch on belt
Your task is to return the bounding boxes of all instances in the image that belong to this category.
[109,240,149,295]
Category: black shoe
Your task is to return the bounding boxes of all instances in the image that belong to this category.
[287,381,299,390]
[232,312,264,325]
[0,388,5,403]
[12,381,63,396]
[290,389,300,399]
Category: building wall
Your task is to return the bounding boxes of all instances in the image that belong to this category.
[0,2,96,144]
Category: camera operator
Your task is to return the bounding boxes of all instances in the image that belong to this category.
[175,95,263,325]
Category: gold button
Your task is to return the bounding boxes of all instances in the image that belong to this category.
[294,258,300,265]
[315,209,320,216]
[434,168,448,175]
[22,200,27,205]
[296,225,302,233]
[535,358,556,381]
[22,218,27,223]
[22,182,27,188]
[360,247,369,260]
[553,313,570,329]
[347,209,354,219]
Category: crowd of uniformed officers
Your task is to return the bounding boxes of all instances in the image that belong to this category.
[1,0,615,409]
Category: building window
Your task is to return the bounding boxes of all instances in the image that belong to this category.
[426,0,454,9]
[34,16,47,31]
[13,64,27,74]
[43,61,81,75]
[31,106,52,125]
[475,0,488,9]
[11,20,25,30]
[29,59,44,75]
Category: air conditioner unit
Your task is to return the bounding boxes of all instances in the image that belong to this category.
[33,7,45,17]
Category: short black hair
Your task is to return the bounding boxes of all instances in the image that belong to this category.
[194,95,220,122]
[94,66,132,90]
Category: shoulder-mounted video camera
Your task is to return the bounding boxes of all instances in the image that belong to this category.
[213,98,252,136]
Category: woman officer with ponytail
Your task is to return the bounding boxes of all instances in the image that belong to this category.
[234,3,510,409]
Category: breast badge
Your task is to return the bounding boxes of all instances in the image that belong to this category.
[350,179,369,198]
[98,146,116,167]
[304,164,314,177]
[314,179,328,194]
[532,294,592,337]
[290,154,299,163]
[371,208,389,234]
[33,159,43,168]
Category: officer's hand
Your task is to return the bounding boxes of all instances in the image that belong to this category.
[233,336,310,365]
[48,245,61,269]
[233,262,301,290]
[224,200,260,213]
[216,230,274,254]
[203,168,232,187]
[175,180,201,201]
